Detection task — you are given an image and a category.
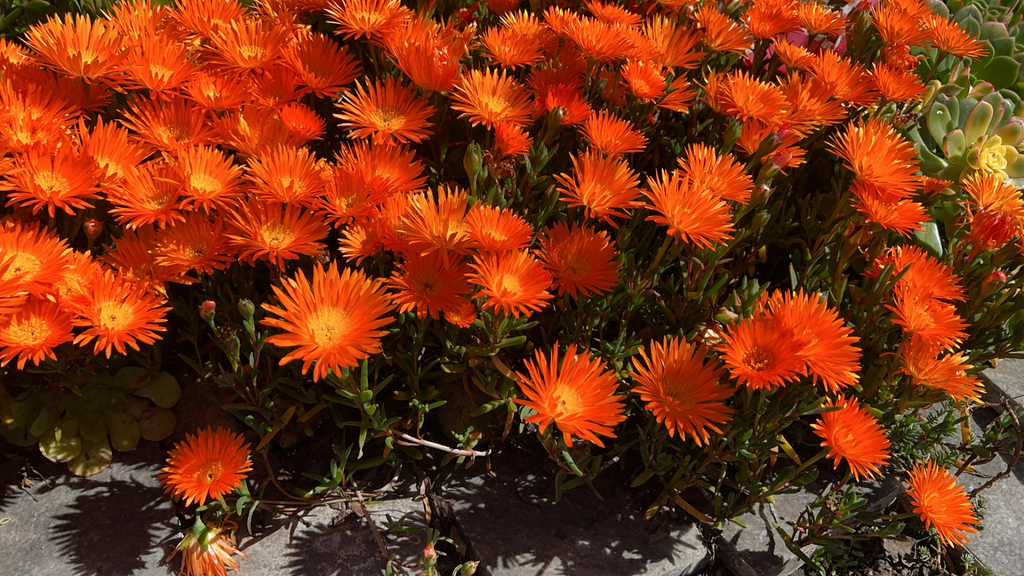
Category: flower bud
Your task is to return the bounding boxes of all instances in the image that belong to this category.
[200,300,217,324]
[83,219,103,241]
[464,143,483,181]
[238,299,256,320]
[980,270,1007,298]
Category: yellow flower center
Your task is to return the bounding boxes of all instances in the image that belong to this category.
[197,460,223,484]
[148,64,175,82]
[261,223,295,249]
[34,171,70,195]
[498,273,522,295]
[370,107,407,132]
[3,252,42,280]
[157,123,190,144]
[238,45,266,63]
[552,384,584,416]
[660,375,694,408]
[3,315,52,347]
[190,173,223,195]
[480,95,511,120]
[310,307,351,348]
[742,347,774,372]
[97,301,135,332]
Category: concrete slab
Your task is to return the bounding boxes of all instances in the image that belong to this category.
[982,359,1024,407]
[443,451,709,576]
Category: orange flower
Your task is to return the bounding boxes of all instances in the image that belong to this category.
[493,120,533,158]
[719,315,804,390]
[0,223,71,297]
[316,164,376,226]
[743,0,799,40]
[622,60,667,102]
[773,39,814,70]
[961,171,1024,252]
[888,291,968,353]
[207,18,288,76]
[515,343,626,447]
[226,201,329,269]
[811,397,891,481]
[383,16,468,92]
[923,15,987,59]
[444,298,477,327]
[120,95,217,152]
[335,141,427,198]
[871,62,926,102]
[711,71,789,126]
[580,110,647,155]
[52,251,102,313]
[538,223,620,299]
[829,118,920,202]
[25,14,124,82]
[123,35,196,95]
[451,68,534,128]
[160,427,252,506]
[464,204,533,252]
[170,0,246,41]
[808,51,878,107]
[533,83,592,127]
[481,14,551,69]
[851,184,927,236]
[249,64,305,107]
[901,341,984,403]
[869,246,964,305]
[632,336,732,444]
[171,523,242,576]
[643,15,702,70]
[693,5,752,54]
[0,298,75,369]
[281,32,361,98]
[468,250,553,318]
[906,462,979,546]
[103,226,186,289]
[643,170,734,248]
[870,0,931,49]
[401,187,474,262]
[74,270,168,357]
[679,143,753,204]
[3,147,100,217]
[155,215,235,276]
[554,150,642,224]
[183,70,249,112]
[389,252,472,320]
[278,102,326,143]
[175,145,246,212]
[780,74,848,135]
[261,262,395,381]
[82,119,152,187]
[213,105,308,156]
[246,145,327,205]
[335,78,435,145]
[107,161,185,230]
[765,290,861,392]
[326,0,410,40]
[563,17,634,62]
[796,2,847,36]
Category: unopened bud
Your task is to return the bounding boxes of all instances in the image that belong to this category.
[238,299,256,320]
[83,219,102,241]
[200,300,217,323]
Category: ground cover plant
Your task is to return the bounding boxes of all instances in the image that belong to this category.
[1,0,1023,573]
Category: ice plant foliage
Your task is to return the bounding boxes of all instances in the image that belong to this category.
[0,0,1018,568]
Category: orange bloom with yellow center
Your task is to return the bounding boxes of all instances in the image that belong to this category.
[262,262,395,381]
[632,336,733,445]
[906,462,979,546]
[246,145,327,205]
[869,246,963,303]
[123,35,195,95]
[176,145,247,212]
[643,170,734,248]
[3,147,100,217]
[382,16,469,92]
[335,77,435,145]
[226,200,329,270]
[336,141,427,198]
[719,315,805,390]
[622,60,667,102]
[401,187,474,262]
[796,2,847,36]
[643,15,702,70]
[444,299,477,328]
[120,95,217,152]
[515,344,626,447]
[810,397,891,481]
[888,291,968,353]
[961,171,1024,252]
[0,223,71,297]
[389,252,472,320]
[160,427,252,507]
[469,250,554,318]
[282,32,361,98]
[107,161,185,230]
[679,143,754,204]
[172,523,242,576]
[711,71,789,126]
[563,17,633,63]
[464,204,533,252]
[580,111,648,155]
[900,340,984,403]
[871,62,926,103]
[25,14,125,82]
[554,150,642,225]
[494,121,533,159]
[155,215,235,277]
[829,118,920,202]
[0,298,75,369]
[743,0,800,39]
[326,0,410,40]
[693,6,752,54]
[451,68,534,128]
[207,18,287,76]
[52,251,102,314]
[808,51,879,107]
[923,15,988,59]
[74,270,169,357]
[83,118,152,186]
[538,223,620,299]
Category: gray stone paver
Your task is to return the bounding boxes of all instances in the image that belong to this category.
[444,454,709,576]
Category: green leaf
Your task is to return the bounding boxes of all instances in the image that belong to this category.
[913,221,944,257]
[139,407,176,441]
[114,367,149,389]
[978,56,1021,90]
[133,373,181,408]
[67,438,113,477]
[77,408,108,444]
[106,411,141,452]
[40,419,81,463]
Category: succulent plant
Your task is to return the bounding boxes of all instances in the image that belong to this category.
[910,77,1024,186]
[1,368,180,477]
[929,0,1024,97]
